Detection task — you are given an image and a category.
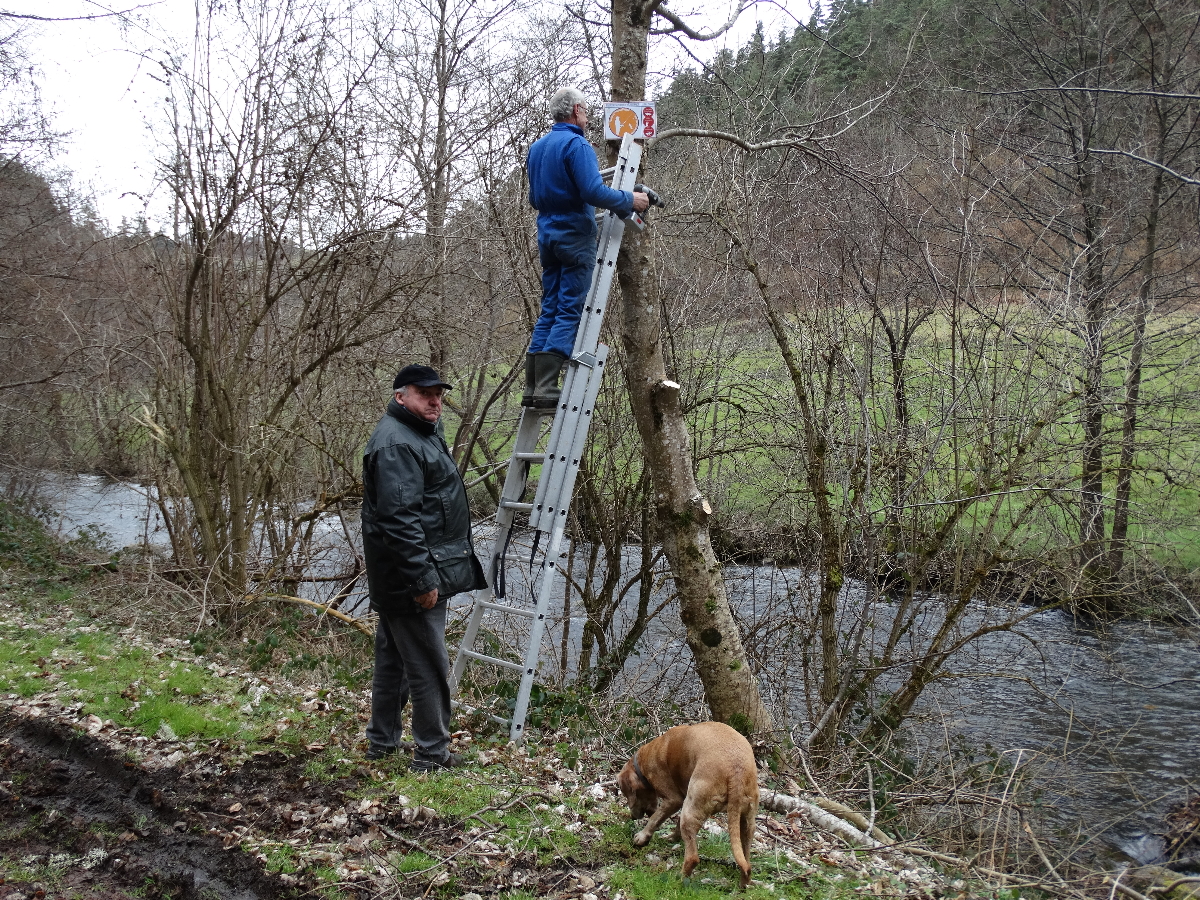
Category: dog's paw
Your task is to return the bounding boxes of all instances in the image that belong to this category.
[632,831,652,848]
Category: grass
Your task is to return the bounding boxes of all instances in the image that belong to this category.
[0,619,275,741]
[0,604,369,749]
[580,314,1200,586]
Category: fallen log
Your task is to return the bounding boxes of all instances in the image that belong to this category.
[758,788,924,872]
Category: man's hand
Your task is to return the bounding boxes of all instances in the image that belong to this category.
[415,588,439,609]
[632,191,650,213]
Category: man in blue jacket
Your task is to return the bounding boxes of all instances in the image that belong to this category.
[361,364,486,771]
[523,87,649,408]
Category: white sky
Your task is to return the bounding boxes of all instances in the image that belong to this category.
[12,0,801,229]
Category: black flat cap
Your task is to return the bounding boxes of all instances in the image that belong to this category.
[393,364,452,390]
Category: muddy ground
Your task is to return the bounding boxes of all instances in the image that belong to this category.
[0,709,602,900]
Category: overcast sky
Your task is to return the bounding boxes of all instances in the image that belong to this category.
[12,0,800,229]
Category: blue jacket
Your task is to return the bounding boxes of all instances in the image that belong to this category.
[527,123,634,241]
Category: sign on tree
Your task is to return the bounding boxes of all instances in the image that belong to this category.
[602,102,656,140]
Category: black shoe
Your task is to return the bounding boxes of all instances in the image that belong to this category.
[521,352,536,406]
[408,752,466,773]
[522,352,566,409]
[366,740,413,760]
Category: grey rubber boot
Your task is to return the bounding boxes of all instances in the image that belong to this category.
[522,352,566,409]
[520,352,536,406]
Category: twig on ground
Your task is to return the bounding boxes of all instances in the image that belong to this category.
[247,592,373,637]
[1020,808,1067,885]
[1106,869,1155,900]
[459,791,556,828]
[376,822,435,856]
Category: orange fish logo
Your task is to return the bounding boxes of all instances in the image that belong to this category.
[607,108,638,137]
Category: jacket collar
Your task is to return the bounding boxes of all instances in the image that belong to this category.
[387,397,437,436]
[552,122,584,137]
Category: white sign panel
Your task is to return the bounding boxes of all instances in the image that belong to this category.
[602,101,657,140]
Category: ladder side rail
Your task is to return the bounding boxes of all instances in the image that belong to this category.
[572,138,642,358]
[533,349,608,531]
[541,363,607,536]
[450,408,544,694]
[481,408,545,586]
[528,351,596,530]
[609,136,643,192]
[449,597,486,694]
[526,371,581,531]
[572,219,625,358]
[507,513,572,742]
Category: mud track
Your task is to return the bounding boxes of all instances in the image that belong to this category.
[0,710,607,900]
[0,710,308,899]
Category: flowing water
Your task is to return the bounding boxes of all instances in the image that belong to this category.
[30,474,1200,865]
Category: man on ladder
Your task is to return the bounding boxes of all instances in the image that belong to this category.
[524,87,650,409]
[449,104,660,744]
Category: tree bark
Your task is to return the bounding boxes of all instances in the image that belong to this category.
[608,0,773,736]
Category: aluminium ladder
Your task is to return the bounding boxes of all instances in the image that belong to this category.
[448,134,647,742]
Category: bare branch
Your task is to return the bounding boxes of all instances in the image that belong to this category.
[0,1,161,22]
[969,85,1200,102]
[0,370,65,391]
[1090,148,1200,186]
[651,0,751,41]
[248,593,373,638]
[649,126,811,152]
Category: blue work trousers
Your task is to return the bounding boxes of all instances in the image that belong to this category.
[366,600,452,765]
[528,226,598,358]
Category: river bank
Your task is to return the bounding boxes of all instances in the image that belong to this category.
[0,500,1029,900]
[3,510,1197,900]
[10,477,1200,879]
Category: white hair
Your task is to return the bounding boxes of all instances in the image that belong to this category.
[549,87,587,122]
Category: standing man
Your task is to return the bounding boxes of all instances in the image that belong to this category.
[361,364,486,771]
[524,86,650,408]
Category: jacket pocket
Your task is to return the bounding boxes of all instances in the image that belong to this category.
[430,537,486,597]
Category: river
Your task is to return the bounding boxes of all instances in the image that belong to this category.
[30,473,1200,867]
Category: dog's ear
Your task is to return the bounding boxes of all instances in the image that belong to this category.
[619,763,648,801]
[616,761,635,799]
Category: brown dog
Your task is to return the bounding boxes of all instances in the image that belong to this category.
[617,722,758,889]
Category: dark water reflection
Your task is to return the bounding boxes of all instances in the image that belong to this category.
[32,476,1200,865]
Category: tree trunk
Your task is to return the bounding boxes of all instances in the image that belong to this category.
[1109,93,1168,576]
[1077,152,1109,599]
[608,0,773,736]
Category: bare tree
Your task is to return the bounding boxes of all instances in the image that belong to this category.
[981,0,1200,609]
[139,0,428,612]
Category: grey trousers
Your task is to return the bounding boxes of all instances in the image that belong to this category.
[366,600,451,764]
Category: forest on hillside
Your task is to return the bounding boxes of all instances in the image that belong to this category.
[2,0,1199,867]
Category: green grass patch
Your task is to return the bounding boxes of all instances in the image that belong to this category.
[393,851,438,873]
[0,618,292,743]
[259,843,301,874]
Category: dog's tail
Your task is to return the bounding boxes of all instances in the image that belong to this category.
[726,766,755,889]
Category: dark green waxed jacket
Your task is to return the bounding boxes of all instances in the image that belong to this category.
[361,399,486,615]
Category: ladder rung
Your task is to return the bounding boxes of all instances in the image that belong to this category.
[500,501,533,512]
[462,649,525,672]
[450,700,513,728]
[477,599,536,617]
[513,451,546,462]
